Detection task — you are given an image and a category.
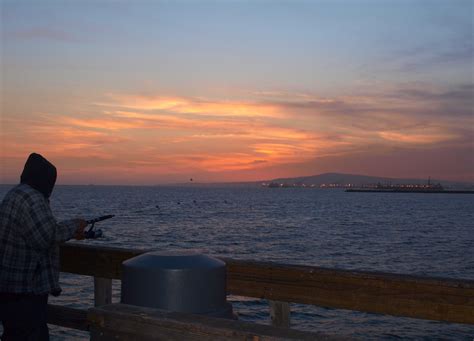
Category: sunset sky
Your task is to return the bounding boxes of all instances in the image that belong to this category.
[1,0,473,184]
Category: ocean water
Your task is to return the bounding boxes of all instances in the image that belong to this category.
[0,184,473,340]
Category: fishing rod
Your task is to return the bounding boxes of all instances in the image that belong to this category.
[84,214,115,239]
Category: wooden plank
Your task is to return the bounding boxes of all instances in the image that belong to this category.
[88,303,343,341]
[60,243,143,279]
[94,277,112,307]
[47,304,88,331]
[59,243,474,324]
[269,300,290,328]
[223,258,474,325]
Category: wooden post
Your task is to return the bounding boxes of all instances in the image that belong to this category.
[94,277,112,307]
[269,300,290,328]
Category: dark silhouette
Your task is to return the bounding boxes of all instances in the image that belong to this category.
[0,153,87,340]
[20,153,57,199]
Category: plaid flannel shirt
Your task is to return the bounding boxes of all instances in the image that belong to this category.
[0,184,79,295]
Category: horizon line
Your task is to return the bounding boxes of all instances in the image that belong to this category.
[1,172,472,187]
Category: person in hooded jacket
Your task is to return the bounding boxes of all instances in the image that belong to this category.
[0,153,87,341]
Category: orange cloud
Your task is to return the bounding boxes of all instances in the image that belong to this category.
[97,94,284,118]
[62,117,145,130]
[2,83,472,184]
[378,128,458,145]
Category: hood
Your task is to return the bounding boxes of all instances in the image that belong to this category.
[20,153,57,198]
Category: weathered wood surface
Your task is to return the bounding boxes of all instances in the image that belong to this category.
[59,243,474,324]
[47,304,88,331]
[88,303,344,341]
[223,258,474,325]
[269,301,291,328]
[94,277,112,307]
[60,243,142,278]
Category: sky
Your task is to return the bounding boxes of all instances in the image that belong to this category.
[1,0,473,184]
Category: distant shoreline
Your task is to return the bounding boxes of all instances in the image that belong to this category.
[346,188,474,194]
[1,172,473,189]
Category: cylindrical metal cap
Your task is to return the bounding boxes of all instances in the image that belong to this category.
[121,251,228,315]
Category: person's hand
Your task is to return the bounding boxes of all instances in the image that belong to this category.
[73,219,88,240]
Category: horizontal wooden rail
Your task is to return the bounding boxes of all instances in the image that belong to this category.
[59,243,474,325]
[60,243,142,278]
[47,304,336,339]
[88,303,342,340]
[223,258,474,325]
[48,304,88,331]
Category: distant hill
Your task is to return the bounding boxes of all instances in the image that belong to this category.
[265,172,473,189]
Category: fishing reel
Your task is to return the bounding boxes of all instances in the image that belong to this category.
[84,215,114,239]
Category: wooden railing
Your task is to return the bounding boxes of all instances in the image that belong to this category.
[87,304,341,340]
[49,243,474,336]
